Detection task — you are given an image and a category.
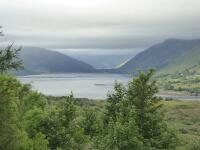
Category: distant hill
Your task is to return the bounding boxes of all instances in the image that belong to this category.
[118,39,200,74]
[67,54,133,69]
[17,47,96,75]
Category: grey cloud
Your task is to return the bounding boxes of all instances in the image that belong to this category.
[1,0,200,51]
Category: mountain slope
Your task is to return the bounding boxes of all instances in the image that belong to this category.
[118,39,200,74]
[18,47,96,74]
[67,54,133,69]
[159,44,200,74]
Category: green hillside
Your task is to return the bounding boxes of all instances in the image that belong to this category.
[118,39,200,75]
[117,39,200,95]
[159,45,200,74]
[157,44,200,95]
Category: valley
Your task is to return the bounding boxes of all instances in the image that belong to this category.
[1,1,200,149]
[17,39,200,98]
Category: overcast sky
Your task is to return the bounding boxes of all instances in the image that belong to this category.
[1,0,200,53]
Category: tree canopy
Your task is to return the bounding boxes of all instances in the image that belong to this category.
[0,27,23,74]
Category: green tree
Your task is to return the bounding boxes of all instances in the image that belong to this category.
[23,107,46,138]
[39,95,88,150]
[0,44,23,74]
[0,27,49,150]
[0,27,23,74]
[21,92,47,113]
[100,83,143,150]
[128,69,178,149]
[0,75,27,150]
[81,108,102,138]
[31,133,50,150]
[104,111,143,150]
[0,75,20,150]
[104,82,126,124]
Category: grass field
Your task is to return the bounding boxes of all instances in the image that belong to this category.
[163,100,200,149]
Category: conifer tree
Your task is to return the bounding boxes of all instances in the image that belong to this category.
[128,69,178,149]
[0,27,23,74]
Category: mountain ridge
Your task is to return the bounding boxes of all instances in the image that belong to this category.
[16,47,96,75]
[118,38,200,74]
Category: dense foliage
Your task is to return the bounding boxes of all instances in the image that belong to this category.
[0,69,181,150]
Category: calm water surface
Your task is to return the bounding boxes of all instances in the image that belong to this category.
[18,73,131,99]
[18,73,200,100]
